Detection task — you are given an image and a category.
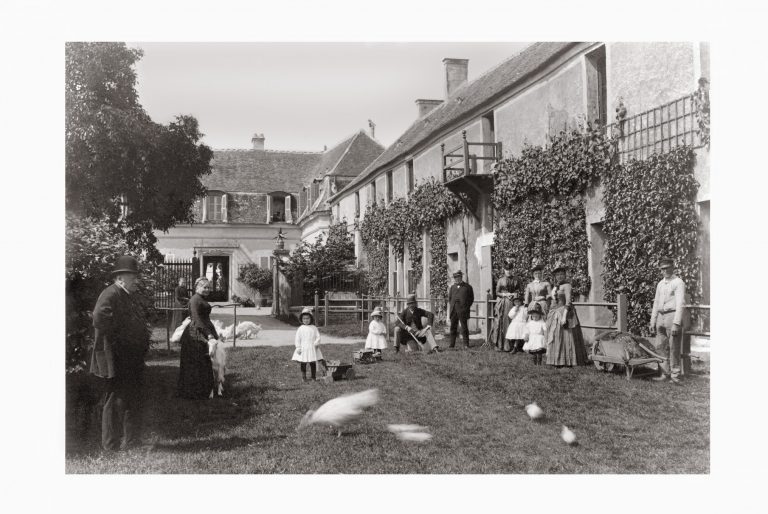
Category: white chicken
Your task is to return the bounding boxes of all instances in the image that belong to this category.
[525,402,544,420]
[561,425,577,445]
[221,321,261,341]
[387,424,432,442]
[298,389,379,437]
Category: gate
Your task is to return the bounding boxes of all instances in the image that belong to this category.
[153,256,199,308]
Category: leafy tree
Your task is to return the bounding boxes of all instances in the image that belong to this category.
[282,222,356,293]
[66,42,213,259]
[237,264,273,296]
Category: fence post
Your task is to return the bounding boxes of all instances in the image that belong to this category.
[324,291,329,327]
[233,303,237,348]
[314,290,319,319]
[485,289,492,343]
[617,293,628,332]
[166,309,171,351]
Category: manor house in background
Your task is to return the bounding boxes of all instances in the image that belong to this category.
[155,130,383,301]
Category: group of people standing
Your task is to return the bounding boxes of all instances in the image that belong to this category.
[489,258,588,367]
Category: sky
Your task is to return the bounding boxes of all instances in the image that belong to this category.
[130,42,530,151]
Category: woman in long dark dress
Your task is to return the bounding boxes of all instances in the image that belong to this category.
[489,259,522,352]
[545,262,588,367]
[177,277,217,399]
[171,277,190,330]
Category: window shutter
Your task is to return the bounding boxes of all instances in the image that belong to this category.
[260,256,269,269]
[201,196,208,222]
[221,194,228,223]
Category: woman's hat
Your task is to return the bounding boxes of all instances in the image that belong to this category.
[528,303,543,316]
[452,270,463,278]
[658,257,674,269]
[371,307,383,318]
[406,294,418,305]
[112,255,139,275]
[503,258,514,271]
[552,260,568,273]
[530,257,544,272]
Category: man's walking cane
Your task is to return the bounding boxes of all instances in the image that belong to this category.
[396,314,437,354]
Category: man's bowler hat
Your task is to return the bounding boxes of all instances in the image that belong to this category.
[112,255,140,275]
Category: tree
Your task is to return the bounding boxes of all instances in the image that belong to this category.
[282,222,356,291]
[66,42,213,259]
[237,264,273,296]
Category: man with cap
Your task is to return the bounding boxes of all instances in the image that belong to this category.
[90,255,151,451]
[649,257,686,385]
[448,270,475,348]
[394,294,440,353]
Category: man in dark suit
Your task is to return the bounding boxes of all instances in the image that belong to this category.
[448,270,474,348]
[394,294,440,353]
[90,255,150,451]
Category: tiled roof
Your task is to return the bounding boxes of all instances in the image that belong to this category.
[203,131,383,194]
[203,149,322,193]
[331,42,580,199]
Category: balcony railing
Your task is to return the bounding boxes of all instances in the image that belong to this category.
[607,92,707,164]
[441,130,503,183]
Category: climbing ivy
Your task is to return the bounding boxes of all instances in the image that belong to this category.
[358,178,463,299]
[601,146,700,335]
[492,126,614,297]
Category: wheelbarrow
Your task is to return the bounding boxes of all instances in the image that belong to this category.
[317,359,356,384]
[589,331,666,380]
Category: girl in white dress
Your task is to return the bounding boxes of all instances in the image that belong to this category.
[292,307,324,381]
[365,307,388,354]
[523,303,547,365]
[504,294,528,354]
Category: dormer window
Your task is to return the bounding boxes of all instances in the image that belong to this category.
[203,191,227,223]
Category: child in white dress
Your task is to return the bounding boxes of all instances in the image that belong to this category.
[292,307,324,381]
[523,303,547,365]
[365,307,387,354]
[505,294,528,354]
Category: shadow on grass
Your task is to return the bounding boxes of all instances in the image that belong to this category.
[153,434,287,453]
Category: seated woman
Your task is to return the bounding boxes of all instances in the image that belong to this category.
[177,277,217,399]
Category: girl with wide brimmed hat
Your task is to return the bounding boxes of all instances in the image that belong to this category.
[523,302,547,365]
[292,307,325,381]
[365,306,388,354]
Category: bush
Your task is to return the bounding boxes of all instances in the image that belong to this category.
[231,294,256,308]
[237,264,272,295]
[66,214,160,372]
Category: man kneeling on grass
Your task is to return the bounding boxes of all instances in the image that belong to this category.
[394,294,441,354]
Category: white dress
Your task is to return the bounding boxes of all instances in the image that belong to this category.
[522,319,547,352]
[505,305,528,340]
[292,324,324,363]
[365,320,388,350]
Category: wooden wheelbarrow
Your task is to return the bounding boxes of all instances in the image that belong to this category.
[589,331,666,380]
[317,359,356,384]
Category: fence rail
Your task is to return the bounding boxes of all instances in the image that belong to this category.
[153,257,198,308]
[607,92,705,164]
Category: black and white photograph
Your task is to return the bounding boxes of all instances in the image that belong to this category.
[3,0,765,512]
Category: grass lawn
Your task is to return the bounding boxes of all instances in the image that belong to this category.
[66,339,709,474]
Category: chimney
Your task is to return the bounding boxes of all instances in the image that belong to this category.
[251,133,265,151]
[443,58,469,98]
[415,99,443,118]
[367,119,376,139]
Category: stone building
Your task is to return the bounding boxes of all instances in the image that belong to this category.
[327,42,710,335]
[155,130,383,301]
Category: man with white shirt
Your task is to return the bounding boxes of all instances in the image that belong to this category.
[649,257,686,385]
[90,255,150,450]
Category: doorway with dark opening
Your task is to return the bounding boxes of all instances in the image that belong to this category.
[202,255,230,302]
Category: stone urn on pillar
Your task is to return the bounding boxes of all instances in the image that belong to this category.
[272,228,291,316]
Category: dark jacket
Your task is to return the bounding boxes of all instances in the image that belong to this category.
[449,281,475,317]
[397,306,434,331]
[90,284,149,379]
[188,293,219,340]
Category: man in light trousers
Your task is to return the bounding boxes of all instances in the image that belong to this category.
[649,257,686,385]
